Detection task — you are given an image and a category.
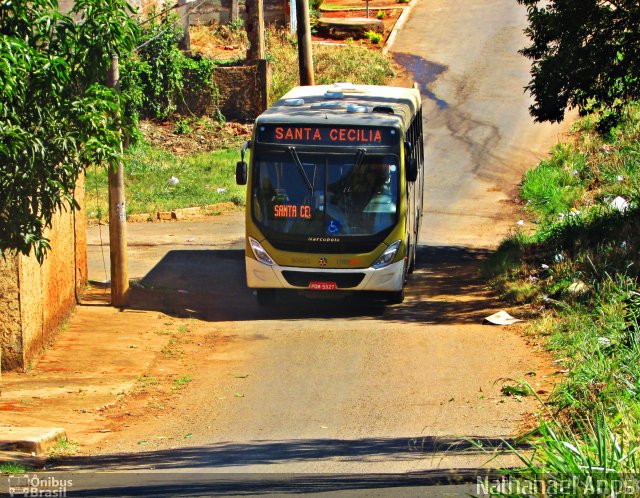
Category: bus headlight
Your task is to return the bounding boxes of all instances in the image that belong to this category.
[249,237,275,266]
[372,240,401,269]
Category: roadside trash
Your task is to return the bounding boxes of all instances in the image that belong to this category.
[621,240,628,249]
[167,176,179,186]
[617,175,624,182]
[177,289,189,294]
[90,279,111,286]
[569,209,581,217]
[598,337,612,348]
[500,382,529,397]
[541,263,550,270]
[516,219,524,226]
[567,280,589,295]
[484,311,523,326]
[187,237,196,242]
[611,196,629,212]
[572,170,579,176]
[216,188,227,194]
[554,253,564,262]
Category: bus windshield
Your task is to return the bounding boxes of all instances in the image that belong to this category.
[252,150,399,237]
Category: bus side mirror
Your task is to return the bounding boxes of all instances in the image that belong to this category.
[236,161,247,185]
[406,157,418,182]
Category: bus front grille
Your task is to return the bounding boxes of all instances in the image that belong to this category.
[281,271,366,289]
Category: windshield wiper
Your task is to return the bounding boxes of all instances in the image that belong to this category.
[354,148,367,170]
[287,146,313,193]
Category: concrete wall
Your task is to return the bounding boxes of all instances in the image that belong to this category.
[0,179,87,372]
[59,0,285,25]
[191,0,287,26]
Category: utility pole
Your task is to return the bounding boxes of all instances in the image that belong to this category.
[296,0,314,85]
[106,55,129,307]
[246,0,265,61]
[177,0,192,54]
[231,0,239,22]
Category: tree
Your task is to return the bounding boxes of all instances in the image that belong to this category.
[517,0,640,125]
[0,0,139,262]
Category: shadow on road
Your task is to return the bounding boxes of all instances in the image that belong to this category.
[45,437,518,495]
[22,469,495,497]
[54,434,520,470]
[128,245,497,325]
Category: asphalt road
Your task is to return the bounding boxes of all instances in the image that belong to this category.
[73,0,570,494]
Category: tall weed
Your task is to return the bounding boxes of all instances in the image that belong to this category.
[487,102,640,481]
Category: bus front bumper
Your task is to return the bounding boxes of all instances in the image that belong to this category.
[246,257,405,292]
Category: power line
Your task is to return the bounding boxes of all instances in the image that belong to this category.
[137,2,179,26]
[134,0,205,52]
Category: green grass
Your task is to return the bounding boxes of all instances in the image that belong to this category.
[0,462,31,474]
[172,375,192,391]
[485,101,640,483]
[267,29,395,105]
[85,144,246,218]
[49,437,79,457]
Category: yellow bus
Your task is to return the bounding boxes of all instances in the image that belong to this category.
[236,83,424,305]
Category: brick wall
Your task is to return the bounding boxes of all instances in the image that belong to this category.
[180,61,270,122]
[0,180,87,372]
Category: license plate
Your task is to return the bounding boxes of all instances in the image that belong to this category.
[309,281,337,291]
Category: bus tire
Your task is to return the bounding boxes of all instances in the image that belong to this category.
[256,289,276,306]
[408,244,416,274]
[386,288,405,305]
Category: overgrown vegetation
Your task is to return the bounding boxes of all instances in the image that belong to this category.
[121,12,219,123]
[267,29,395,104]
[485,102,640,489]
[518,0,640,130]
[0,0,138,260]
[0,1,221,258]
[86,144,245,217]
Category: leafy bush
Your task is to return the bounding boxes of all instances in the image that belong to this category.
[365,30,383,44]
[518,0,640,130]
[0,0,138,260]
[120,12,218,121]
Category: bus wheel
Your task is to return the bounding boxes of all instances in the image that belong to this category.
[386,288,405,305]
[256,289,276,306]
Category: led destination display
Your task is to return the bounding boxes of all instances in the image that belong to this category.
[257,125,396,146]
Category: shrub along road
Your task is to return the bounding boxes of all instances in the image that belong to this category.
[54,0,571,489]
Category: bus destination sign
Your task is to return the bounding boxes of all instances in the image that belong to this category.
[257,125,395,146]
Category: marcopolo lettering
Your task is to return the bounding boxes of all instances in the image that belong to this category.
[263,126,388,145]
